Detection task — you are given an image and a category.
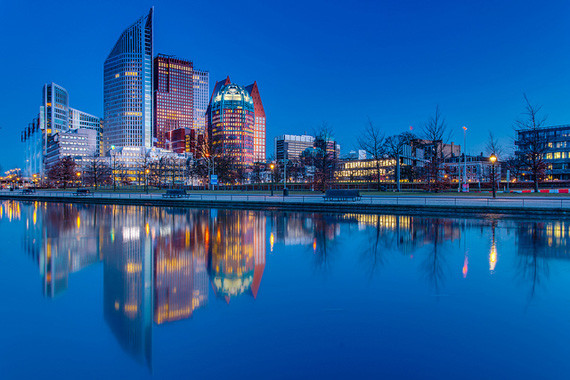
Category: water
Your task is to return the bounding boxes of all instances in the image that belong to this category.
[1,200,569,379]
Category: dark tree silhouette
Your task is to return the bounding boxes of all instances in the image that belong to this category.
[422,106,451,192]
[384,131,416,192]
[358,119,386,191]
[514,94,547,192]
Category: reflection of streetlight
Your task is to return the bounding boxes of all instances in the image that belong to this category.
[490,220,498,272]
[490,153,497,198]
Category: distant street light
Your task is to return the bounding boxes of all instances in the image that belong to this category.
[270,163,275,196]
[145,169,150,194]
[490,153,497,199]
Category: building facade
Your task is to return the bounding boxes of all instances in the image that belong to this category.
[275,134,315,161]
[69,108,103,155]
[192,69,209,134]
[153,54,193,149]
[166,127,203,156]
[335,144,424,183]
[45,129,99,171]
[515,124,570,180]
[444,154,502,184]
[207,78,255,167]
[245,82,266,163]
[22,83,102,178]
[104,8,154,151]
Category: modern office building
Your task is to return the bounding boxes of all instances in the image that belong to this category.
[166,127,203,156]
[104,8,154,151]
[22,116,43,179]
[207,77,255,167]
[275,134,315,161]
[245,82,266,163]
[444,154,502,184]
[193,69,209,134]
[45,128,99,171]
[69,108,104,155]
[335,144,424,183]
[153,54,193,149]
[106,146,190,186]
[42,83,70,134]
[22,83,102,178]
[515,124,570,180]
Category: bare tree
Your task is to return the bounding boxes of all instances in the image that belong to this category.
[384,131,416,192]
[514,94,547,192]
[312,122,338,192]
[485,131,503,157]
[47,156,77,189]
[358,119,386,191]
[486,132,503,185]
[504,155,524,183]
[84,155,110,189]
[422,106,451,192]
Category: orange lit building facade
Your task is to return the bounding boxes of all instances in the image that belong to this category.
[154,55,193,149]
[207,77,265,167]
[245,82,266,163]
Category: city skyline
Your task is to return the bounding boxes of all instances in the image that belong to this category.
[3,1,570,169]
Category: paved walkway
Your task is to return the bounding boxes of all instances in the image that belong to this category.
[2,189,570,211]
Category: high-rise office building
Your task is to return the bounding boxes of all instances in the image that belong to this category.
[22,83,102,178]
[275,134,315,161]
[69,108,103,155]
[104,8,154,151]
[193,69,209,134]
[245,82,266,163]
[153,54,193,149]
[42,83,70,134]
[207,78,255,167]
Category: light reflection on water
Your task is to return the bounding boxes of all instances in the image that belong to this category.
[1,200,570,379]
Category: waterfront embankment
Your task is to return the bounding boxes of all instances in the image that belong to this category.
[2,190,570,217]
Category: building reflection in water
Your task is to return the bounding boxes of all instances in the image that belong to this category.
[209,210,266,301]
[9,200,570,369]
[102,205,153,369]
[514,220,570,298]
[15,202,268,370]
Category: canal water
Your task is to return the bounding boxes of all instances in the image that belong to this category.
[1,200,569,379]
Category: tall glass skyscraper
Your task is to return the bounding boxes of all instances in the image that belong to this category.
[43,83,70,134]
[192,69,209,134]
[22,83,102,178]
[104,8,154,151]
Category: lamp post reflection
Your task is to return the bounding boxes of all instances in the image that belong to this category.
[489,220,498,272]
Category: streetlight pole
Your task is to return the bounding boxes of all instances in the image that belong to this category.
[145,169,149,194]
[490,153,497,199]
[270,163,275,196]
[282,158,289,196]
[463,126,467,192]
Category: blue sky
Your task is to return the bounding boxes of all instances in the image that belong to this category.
[2,0,570,169]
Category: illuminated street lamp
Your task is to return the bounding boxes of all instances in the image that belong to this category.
[76,171,81,188]
[490,153,497,199]
[145,168,150,194]
[269,163,275,196]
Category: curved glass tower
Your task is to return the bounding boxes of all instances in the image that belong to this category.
[209,81,255,167]
[104,8,153,151]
